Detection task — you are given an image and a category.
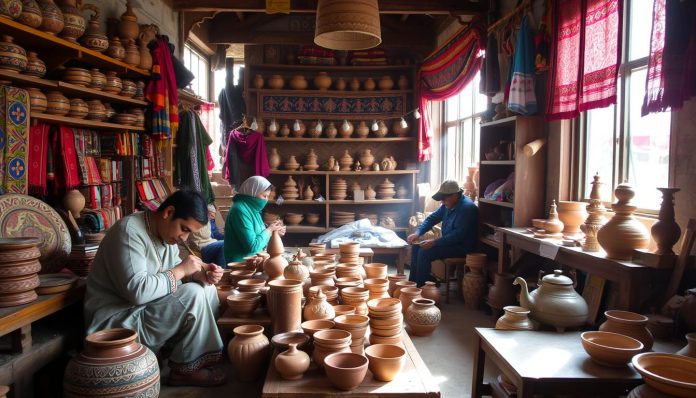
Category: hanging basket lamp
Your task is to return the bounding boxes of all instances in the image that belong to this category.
[314,0,382,51]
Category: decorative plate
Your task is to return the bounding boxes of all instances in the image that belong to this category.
[36,273,78,295]
[0,194,71,273]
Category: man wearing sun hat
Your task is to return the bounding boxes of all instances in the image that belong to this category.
[406,180,478,286]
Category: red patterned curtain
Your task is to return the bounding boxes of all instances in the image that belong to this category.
[418,21,484,162]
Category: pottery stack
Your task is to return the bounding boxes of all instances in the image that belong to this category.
[377,178,396,199]
[340,287,370,316]
[368,298,404,345]
[338,241,360,264]
[284,155,300,171]
[334,314,370,354]
[364,278,390,301]
[312,329,352,371]
[330,178,348,200]
[392,280,416,298]
[0,237,42,307]
[462,253,487,309]
[281,176,299,200]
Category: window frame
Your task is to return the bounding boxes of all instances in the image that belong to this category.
[183,42,212,101]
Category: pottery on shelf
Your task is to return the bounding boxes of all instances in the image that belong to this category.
[45,91,69,115]
[314,72,331,90]
[651,187,681,255]
[349,77,360,91]
[0,35,27,73]
[359,149,375,168]
[420,281,441,306]
[67,97,88,119]
[597,183,649,260]
[227,325,271,383]
[325,121,337,138]
[405,298,441,336]
[335,77,346,91]
[495,306,534,330]
[138,35,152,70]
[291,119,306,137]
[398,74,409,90]
[23,51,45,77]
[18,0,42,28]
[339,150,353,171]
[27,87,46,113]
[274,343,310,380]
[363,77,375,91]
[123,39,140,67]
[253,74,264,89]
[582,172,607,252]
[487,272,516,310]
[392,119,409,136]
[374,120,388,137]
[268,148,281,170]
[543,200,564,235]
[104,71,122,93]
[88,68,105,90]
[339,120,353,138]
[79,4,107,51]
[58,0,87,43]
[289,75,307,90]
[117,0,139,41]
[355,121,369,138]
[86,99,106,120]
[38,0,64,35]
[106,37,125,61]
[268,74,284,89]
[599,310,654,351]
[557,201,588,237]
[378,75,394,90]
[264,231,287,280]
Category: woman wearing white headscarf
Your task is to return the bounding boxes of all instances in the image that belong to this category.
[224,176,285,262]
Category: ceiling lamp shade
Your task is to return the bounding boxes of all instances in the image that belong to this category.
[314,0,382,51]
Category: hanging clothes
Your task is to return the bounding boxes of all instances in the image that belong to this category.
[175,110,214,203]
[507,15,538,115]
[146,37,179,139]
[223,129,270,186]
[218,77,245,149]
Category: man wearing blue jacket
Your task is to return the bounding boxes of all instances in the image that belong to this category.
[406,180,478,286]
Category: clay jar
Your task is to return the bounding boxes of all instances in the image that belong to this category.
[289,75,307,90]
[335,77,346,91]
[398,75,409,90]
[392,119,409,136]
[274,343,310,380]
[18,0,43,28]
[80,4,108,52]
[405,298,441,336]
[557,201,588,236]
[38,0,65,35]
[24,51,46,77]
[651,187,681,255]
[268,74,284,89]
[68,98,89,119]
[378,75,394,90]
[123,39,140,67]
[487,272,517,310]
[359,149,375,168]
[363,77,376,91]
[349,77,360,91]
[0,35,27,73]
[86,99,106,120]
[314,72,331,90]
[138,33,153,70]
[399,287,422,314]
[104,71,122,93]
[228,325,271,382]
[268,148,281,170]
[303,290,335,321]
[106,37,125,61]
[63,328,160,397]
[597,183,649,260]
[267,279,303,334]
[264,230,288,279]
[599,310,653,351]
[420,281,441,306]
[117,0,139,42]
[45,91,70,115]
[495,306,534,330]
[88,68,105,90]
[339,120,353,137]
[27,88,47,113]
[676,333,696,358]
[253,74,264,88]
[355,121,369,138]
[58,0,86,43]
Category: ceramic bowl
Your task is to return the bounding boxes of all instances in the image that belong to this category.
[333,304,356,316]
[313,329,352,347]
[632,352,696,397]
[229,269,255,286]
[339,241,360,254]
[301,319,335,337]
[305,213,320,225]
[285,213,303,226]
[367,298,402,314]
[363,263,388,278]
[580,331,643,367]
[323,352,369,391]
[237,278,266,292]
[369,332,403,345]
[365,343,406,381]
[113,113,136,125]
[226,292,260,318]
[271,331,310,353]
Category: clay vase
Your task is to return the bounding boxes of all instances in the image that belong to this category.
[557,201,588,237]
[495,306,534,330]
[405,298,441,336]
[599,310,653,351]
[253,74,264,89]
[57,0,86,43]
[23,51,45,77]
[88,68,105,90]
[268,148,281,170]
[363,77,375,91]
[487,273,516,310]
[355,121,369,138]
[291,119,306,137]
[597,183,650,260]
[462,263,486,309]
[378,75,394,90]
[123,39,139,67]
[275,343,310,380]
[268,279,303,334]
[543,200,564,235]
[19,0,43,28]
[398,74,409,90]
[137,35,152,70]
[264,230,287,279]
[349,77,360,91]
[268,74,284,89]
[45,91,69,115]
[38,0,64,35]
[228,325,271,383]
[335,77,346,91]
[420,281,441,306]
[339,120,353,137]
[398,287,422,314]
[303,290,335,321]
[325,121,337,138]
[651,187,681,255]
[676,333,696,358]
[392,119,409,136]
[314,71,331,90]
[289,74,307,90]
[0,35,27,73]
[374,120,388,137]
[359,149,375,168]
[27,87,46,113]
[284,259,309,281]
[63,328,160,397]
[117,0,138,42]
[106,37,125,61]
[279,123,290,137]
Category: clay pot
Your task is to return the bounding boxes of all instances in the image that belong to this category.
[67,98,88,119]
[543,200,564,234]
[284,259,309,281]
[599,310,653,351]
[63,67,91,86]
[339,150,353,171]
[38,0,64,35]
[314,71,331,90]
[63,328,160,397]
[462,262,486,309]
[324,352,368,390]
[80,4,107,52]
[365,185,376,200]
[597,183,649,260]
[120,79,136,98]
[557,201,588,236]
[279,123,290,137]
[268,148,281,170]
[123,39,139,67]
[289,75,307,90]
[268,74,284,89]
[253,74,264,89]
[335,77,346,91]
[104,71,122,93]
[651,187,681,255]
[420,281,441,306]
[19,0,43,28]
[0,35,26,73]
[45,91,69,115]
[303,290,335,321]
[86,99,106,120]
[228,325,271,382]
[396,185,407,199]
[134,81,145,100]
[23,51,45,77]
[398,74,409,90]
[117,0,139,42]
[405,298,441,336]
[312,329,352,371]
[106,37,125,61]
[339,120,353,137]
[268,279,303,334]
[216,284,235,313]
[364,344,406,382]
[274,343,310,380]
[676,333,696,358]
[58,0,86,43]
[137,35,152,70]
[398,287,422,314]
[27,87,46,113]
[364,77,376,91]
[374,120,388,137]
[291,119,306,137]
[139,24,157,47]
[349,77,360,91]
[495,306,534,330]
[392,119,409,136]
[378,75,394,90]
[355,121,369,138]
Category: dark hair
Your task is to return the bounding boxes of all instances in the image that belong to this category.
[158,189,208,224]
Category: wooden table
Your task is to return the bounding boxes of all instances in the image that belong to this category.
[471,328,678,398]
[262,332,440,397]
[498,228,670,311]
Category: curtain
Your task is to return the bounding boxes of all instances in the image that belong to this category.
[546,0,623,120]
[418,21,485,162]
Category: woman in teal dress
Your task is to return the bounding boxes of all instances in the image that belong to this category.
[224,176,286,262]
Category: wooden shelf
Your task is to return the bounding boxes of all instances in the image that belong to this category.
[480,115,518,127]
[480,160,515,165]
[481,236,501,249]
[0,17,149,77]
[31,112,145,131]
[264,136,415,142]
[250,88,413,95]
[478,198,515,208]
[178,89,206,105]
[269,170,419,175]
[285,226,328,233]
[329,199,412,204]
[269,170,326,175]
[268,200,325,205]
[250,64,415,72]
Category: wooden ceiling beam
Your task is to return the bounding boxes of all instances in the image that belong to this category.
[173,0,486,15]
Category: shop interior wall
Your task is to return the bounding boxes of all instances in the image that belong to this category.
[94,0,179,49]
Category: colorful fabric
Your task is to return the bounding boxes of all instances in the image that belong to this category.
[28,123,50,196]
[175,110,214,203]
[508,15,538,115]
[260,94,405,116]
[418,21,484,162]
[54,126,80,192]
[146,38,179,137]
[642,0,696,115]
[546,0,623,120]
[1,86,30,194]
[224,129,270,185]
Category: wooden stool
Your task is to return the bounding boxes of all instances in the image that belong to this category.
[431,257,467,303]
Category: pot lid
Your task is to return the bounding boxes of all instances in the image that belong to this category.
[542,270,573,285]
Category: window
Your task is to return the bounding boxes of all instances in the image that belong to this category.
[442,71,488,183]
[579,0,671,211]
[183,44,210,100]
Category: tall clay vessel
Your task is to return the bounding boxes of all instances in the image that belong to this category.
[405,298,441,336]
[599,310,653,351]
[651,187,681,255]
[63,328,160,397]
[597,183,649,260]
[57,0,86,43]
[117,0,138,41]
[228,325,271,382]
[264,230,287,279]
[582,173,607,252]
[268,279,303,335]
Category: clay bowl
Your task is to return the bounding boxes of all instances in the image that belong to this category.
[368,298,402,313]
[369,314,403,328]
[632,352,696,397]
[323,352,369,391]
[336,277,362,290]
[339,241,360,254]
[365,343,406,382]
[227,261,247,271]
[226,292,260,318]
[301,319,335,337]
[370,323,403,337]
[229,269,255,286]
[285,213,303,226]
[333,304,356,316]
[309,242,326,249]
[313,329,352,348]
[363,263,388,279]
[580,331,643,367]
[305,213,320,225]
[237,278,266,293]
[334,314,370,339]
[369,331,403,345]
[271,331,310,353]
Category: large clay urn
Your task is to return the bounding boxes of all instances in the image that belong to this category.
[264,230,287,280]
[597,183,649,260]
[117,0,139,42]
[38,0,64,35]
[514,270,588,332]
[599,310,653,351]
[63,328,160,397]
[228,325,271,382]
[487,272,517,310]
[405,298,441,336]
[0,35,27,73]
[57,0,86,43]
[274,343,310,380]
[268,279,303,335]
[18,0,43,28]
[651,187,681,255]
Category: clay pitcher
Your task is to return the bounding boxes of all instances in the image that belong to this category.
[117,0,138,41]
[227,325,271,382]
[38,0,65,35]
[79,4,107,52]
[57,0,87,43]
[137,32,152,70]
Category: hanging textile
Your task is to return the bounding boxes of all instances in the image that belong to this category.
[642,0,696,115]
[418,21,484,162]
[146,37,179,138]
[546,0,622,120]
[480,34,501,96]
[0,86,30,194]
[507,15,538,115]
[223,134,241,187]
[218,75,245,149]
[175,110,214,203]
[53,126,80,192]
[223,129,270,186]
[28,123,50,196]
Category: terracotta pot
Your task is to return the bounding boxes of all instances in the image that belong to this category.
[0,35,26,73]
[106,37,125,61]
[365,343,406,382]
[86,99,106,120]
[19,0,43,28]
[363,77,375,91]
[335,77,346,91]
[339,150,353,171]
[378,75,394,90]
[216,284,235,313]
[63,67,91,86]
[63,328,160,397]
[268,74,284,89]
[398,287,421,314]
[324,352,368,390]
[349,77,360,91]
[392,119,409,136]
[303,290,335,321]
[495,306,534,330]
[27,87,46,113]
[676,333,696,358]
[268,148,281,170]
[23,51,45,77]
[274,343,310,380]
[374,120,388,137]
[462,263,486,309]
[314,71,331,90]
[651,187,681,255]
[393,280,415,298]
[253,74,264,89]
[289,75,307,90]
[387,273,407,296]
[38,0,64,35]
[405,298,441,336]
[104,71,122,93]
[557,201,588,236]
[599,310,653,351]
[117,0,138,41]
[228,325,271,382]
[57,0,86,43]
[123,39,139,67]
[355,121,369,138]
[120,79,136,97]
[268,279,303,334]
[398,74,409,90]
[420,281,441,306]
[312,329,351,371]
[284,259,309,281]
[543,200,564,234]
[67,98,88,119]
[45,91,69,115]
[359,149,375,168]
[597,183,649,260]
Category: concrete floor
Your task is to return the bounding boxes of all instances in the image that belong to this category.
[159,284,498,398]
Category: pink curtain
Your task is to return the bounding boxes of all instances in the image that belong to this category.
[546,0,623,120]
[198,101,216,172]
[418,21,484,162]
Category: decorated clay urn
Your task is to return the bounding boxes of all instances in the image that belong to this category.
[23,51,45,77]
[45,91,70,115]
[405,298,441,336]
[355,121,369,138]
[378,75,394,90]
[314,71,331,90]
[227,325,271,382]
[117,0,139,41]
[274,343,310,380]
[106,37,125,61]
[0,35,27,73]
[375,120,388,137]
[27,88,47,113]
[58,0,86,43]
[18,0,43,28]
[38,0,64,35]
[284,257,309,281]
[1,1,21,20]
[359,149,375,168]
[63,328,160,397]
[67,98,88,119]
[597,183,649,260]
[303,290,335,321]
[88,68,105,90]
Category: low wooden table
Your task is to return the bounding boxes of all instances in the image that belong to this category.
[262,332,440,397]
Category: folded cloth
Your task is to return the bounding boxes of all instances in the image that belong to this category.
[315,219,408,248]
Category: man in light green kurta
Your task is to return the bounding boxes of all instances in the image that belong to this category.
[85,190,227,387]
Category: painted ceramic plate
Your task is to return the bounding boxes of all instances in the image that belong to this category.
[36,273,78,295]
[0,194,71,273]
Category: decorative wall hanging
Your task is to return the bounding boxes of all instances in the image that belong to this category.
[259,93,405,117]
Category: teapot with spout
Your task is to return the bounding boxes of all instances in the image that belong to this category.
[513,269,588,332]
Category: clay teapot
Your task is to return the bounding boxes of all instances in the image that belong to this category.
[80,4,108,52]
[513,270,588,332]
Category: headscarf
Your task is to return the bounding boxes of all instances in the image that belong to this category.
[237,176,272,197]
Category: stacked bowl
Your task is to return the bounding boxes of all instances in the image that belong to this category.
[341,287,370,316]
[367,298,404,345]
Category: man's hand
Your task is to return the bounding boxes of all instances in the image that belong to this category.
[180,255,206,277]
[193,263,224,285]
[420,239,435,250]
[407,233,420,244]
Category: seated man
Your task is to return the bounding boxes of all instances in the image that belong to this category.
[84,190,227,387]
[189,204,226,267]
[406,180,478,286]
